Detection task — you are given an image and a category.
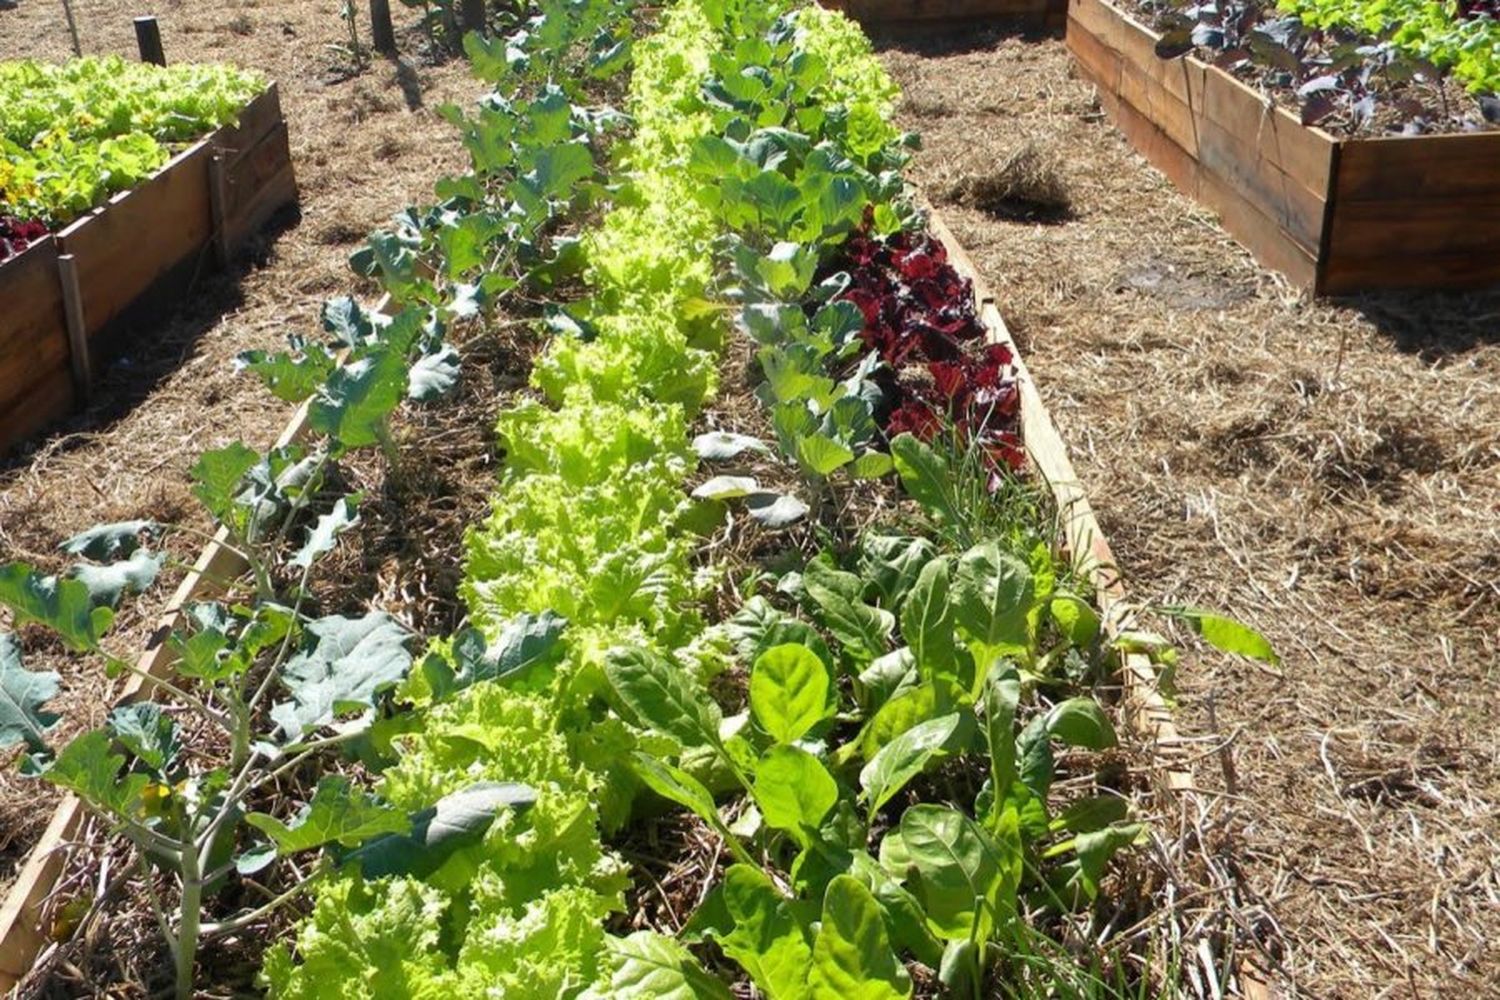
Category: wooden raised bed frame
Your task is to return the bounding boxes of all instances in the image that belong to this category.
[0,84,298,454]
[0,211,1196,990]
[1067,0,1500,294]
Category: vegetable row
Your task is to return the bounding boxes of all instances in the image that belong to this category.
[0,1,1233,997]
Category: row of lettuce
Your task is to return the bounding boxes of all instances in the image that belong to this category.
[0,57,264,261]
[266,0,1146,996]
[0,1,1171,997]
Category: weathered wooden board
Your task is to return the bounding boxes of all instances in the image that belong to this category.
[0,239,76,453]
[55,141,215,361]
[1068,0,1330,290]
[1322,132,1500,293]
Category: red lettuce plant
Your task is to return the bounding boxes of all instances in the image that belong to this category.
[826,218,1024,478]
[0,215,49,263]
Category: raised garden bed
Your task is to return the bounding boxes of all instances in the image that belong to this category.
[0,84,297,454]
[1066,0,1500,294]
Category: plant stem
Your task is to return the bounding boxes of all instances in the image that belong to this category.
[174,839,203,1000]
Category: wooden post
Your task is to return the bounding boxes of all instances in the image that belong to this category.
[369,0,396,54]
[56,253,92,404]
[59,0,82,56]
[460,0,486,34]
[207,154,232,269]
[133,16,166,65]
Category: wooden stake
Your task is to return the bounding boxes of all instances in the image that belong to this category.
[59,0,82,56]
[460,0,485,34]
[133,16,165,66]
[207,154,232,269]
[56,253,92,404]
[370,0,396,54]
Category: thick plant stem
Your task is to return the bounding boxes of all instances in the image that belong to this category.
[174,851,202,1000]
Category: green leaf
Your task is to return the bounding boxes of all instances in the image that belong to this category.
[803,559,893,663]
[809,876,912,999]
[310,348,408,450]
[795,434,854,478]
[1071,822,1146,898]
[605,647,721,750]
[896,804,1020,942]
[982,663,1020,819]
[0,634,59,752]
[856,682,938,761]
[1050,795,1128,835]
[290,495,361,570]
[1165,607,1280,665]
[859,535,937,609]
[407,345,461,402]
[630,752,726,834]
[417,613,567,700]
[1046,698,1116,750]
[850,451,894,480]
[0,563,112,652]
[599,931,732,1000]
[1049,592,1101,647]
[952,543,1034,659]
[344,781,537,879]
[900,557,958,693]
[749,643,832,745]
[69,549,163,608]
[696,864,814,1000]
[859,712,973,815]
[754,745,838,843]
[59,521,156,561]
[190,442,259,524]
[107,703,179,773]
[43,728,150,816]
[236,343,336,403]
[270,613,413,740]
[890,434,953,525]
[245,775,408,854]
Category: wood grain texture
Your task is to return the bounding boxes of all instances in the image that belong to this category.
[1322,132,1500,293]
[56,140,214,347]
[0,239,76,452]
[1067,0,1329,289]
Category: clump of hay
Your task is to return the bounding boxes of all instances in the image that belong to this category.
[937,142,1073,222]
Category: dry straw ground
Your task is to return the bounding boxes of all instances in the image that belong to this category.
[879,26,1500,999]
[0,0,480,893]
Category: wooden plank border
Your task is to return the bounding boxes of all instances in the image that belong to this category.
[1064,0,1500,294]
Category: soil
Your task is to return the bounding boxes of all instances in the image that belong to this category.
[0,0,481,895]
[877,24,1500,998]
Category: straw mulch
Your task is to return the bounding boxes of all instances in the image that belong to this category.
[879,25,1500,999]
